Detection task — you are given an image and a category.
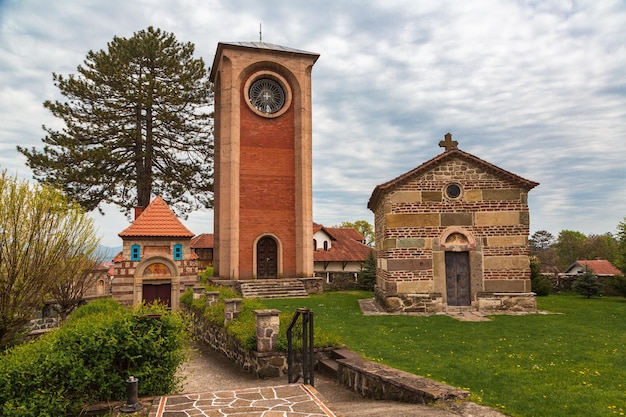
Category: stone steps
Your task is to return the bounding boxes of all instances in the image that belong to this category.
[317,348,361,379]
[240,279,309,299]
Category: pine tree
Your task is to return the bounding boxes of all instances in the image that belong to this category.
[358,251,377,291]
[18,27,213,217]
[572,268,602,298]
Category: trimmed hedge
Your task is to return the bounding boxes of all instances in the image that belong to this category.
[0,299,186,416]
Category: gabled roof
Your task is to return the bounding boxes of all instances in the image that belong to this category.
[314,226,373,263]
[118,196,194,238]
[191,233,214,249]
[565,259,622,276]
[368,148,539,210]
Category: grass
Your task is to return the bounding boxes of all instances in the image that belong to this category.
[260,292,626,417]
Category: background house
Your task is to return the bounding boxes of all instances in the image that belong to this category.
[192,223,373,289]
[313,223,374,287]
[564,259,622,277]
[191,233,214,271]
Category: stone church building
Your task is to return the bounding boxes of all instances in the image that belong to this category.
[368,134,539,313]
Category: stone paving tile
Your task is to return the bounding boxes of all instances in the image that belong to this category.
[151,384,341,417]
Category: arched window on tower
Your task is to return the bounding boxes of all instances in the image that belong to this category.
[313,239,317,251]
[323,241,328,251]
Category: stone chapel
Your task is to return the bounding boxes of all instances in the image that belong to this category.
[368,134,539,313]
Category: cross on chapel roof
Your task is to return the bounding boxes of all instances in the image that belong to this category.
[439,133,458,152]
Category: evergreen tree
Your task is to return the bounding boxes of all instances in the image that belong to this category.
[530,256,551,296]
[615,216,626,273]
[18,27,213,217]
[572,268,602,298]
[358,251,377,291]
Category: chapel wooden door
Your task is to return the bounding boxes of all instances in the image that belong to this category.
[257,236,278,279]
[445,252,471,306]
[143,283,172,308]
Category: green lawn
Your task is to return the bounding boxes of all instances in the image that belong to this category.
[261,292,626,417]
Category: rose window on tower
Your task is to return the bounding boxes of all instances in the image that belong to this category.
[248,78,285,114]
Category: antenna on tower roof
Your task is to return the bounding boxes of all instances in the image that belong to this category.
[259,23,262,42]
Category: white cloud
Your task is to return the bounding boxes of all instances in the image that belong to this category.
[0,0,625,247]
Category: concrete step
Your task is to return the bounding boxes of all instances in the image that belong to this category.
[316,358,339,379]
[240,280,308,299]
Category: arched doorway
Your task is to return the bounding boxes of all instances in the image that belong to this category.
[441,229,474,307]
[257,236,278,278]
[141,262,173,308]
[445,251,471,306]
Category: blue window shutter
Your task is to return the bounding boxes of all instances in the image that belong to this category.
[131,244,141,261]
[173,244,183,260]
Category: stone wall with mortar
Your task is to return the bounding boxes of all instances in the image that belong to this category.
[190,308,289,378]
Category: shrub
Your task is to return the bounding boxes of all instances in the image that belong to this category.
[0,299,186,416]
[609,274,626,297]
[358,251,376,291]
[572,268,602,298]
[199,266,214,284]
[530,257,551,296]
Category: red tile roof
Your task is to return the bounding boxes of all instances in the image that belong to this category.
[572,260,622,276]
[191,233,214,249]
[118,196,195,238]
[314,227,373,262]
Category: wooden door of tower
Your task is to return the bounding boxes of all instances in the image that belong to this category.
[445,252,471,306]
[143,283,172,308]
[257,236,278,278]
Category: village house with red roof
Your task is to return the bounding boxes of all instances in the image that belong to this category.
[191,233,214,271]
[187,224,373,286]
[564,259,622,277]
[112,196,199,309]
[312,224,373,284]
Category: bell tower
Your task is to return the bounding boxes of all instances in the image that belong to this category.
[210,42,319,279]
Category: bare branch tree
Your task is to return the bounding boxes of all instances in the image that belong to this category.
[0,170,100,348]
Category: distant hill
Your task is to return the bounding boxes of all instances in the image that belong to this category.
[98,245,122,261]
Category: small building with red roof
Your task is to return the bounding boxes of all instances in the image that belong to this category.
[191,233,214,270]
[313,224,374,284]
[112,196,199,309]
[564,259,622,277]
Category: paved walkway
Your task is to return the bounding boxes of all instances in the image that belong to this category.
[150,384,339,417]
[144,341,508,417]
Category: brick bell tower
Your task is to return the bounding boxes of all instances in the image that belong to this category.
[210,42,319,280]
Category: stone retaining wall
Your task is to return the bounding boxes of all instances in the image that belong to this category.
[337,357,469,404]
[190,309,289,378]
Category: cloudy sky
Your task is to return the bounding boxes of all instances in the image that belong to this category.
[1,0,625,247]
